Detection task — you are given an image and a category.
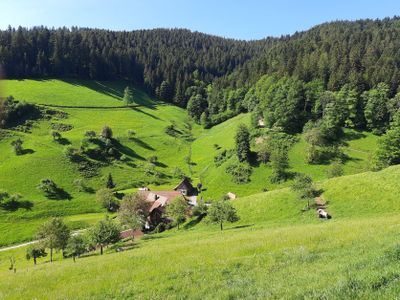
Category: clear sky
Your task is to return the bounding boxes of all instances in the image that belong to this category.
[0,0,399,40]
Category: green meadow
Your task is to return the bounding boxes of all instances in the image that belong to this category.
[0,79,378,247]
[1,165,400,299]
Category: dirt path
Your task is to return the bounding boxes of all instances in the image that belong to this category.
[0,229,140,253]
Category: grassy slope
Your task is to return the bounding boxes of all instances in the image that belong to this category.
[193,115,378,198]
[0,79,379,246]
[0,79,197,246]
[1,166,400,299]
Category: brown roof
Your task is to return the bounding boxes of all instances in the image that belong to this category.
[139,190,183,212]
[120,229,144,239]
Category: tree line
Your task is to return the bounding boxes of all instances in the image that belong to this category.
[0,26,270,107]
[3,18,400,129]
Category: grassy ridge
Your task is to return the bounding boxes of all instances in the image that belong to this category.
[1,165,400,299]
[0,79,378,246]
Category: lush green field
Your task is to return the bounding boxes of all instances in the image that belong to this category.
[0,79,378,247]
[1,165,400,299]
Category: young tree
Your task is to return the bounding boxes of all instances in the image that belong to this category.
[84,130,96,140]
[291,173,315,209]
[235,124,250,163]
[257,141,270,164]
[11,138,23,155]
[374,113,400,169]
[269,146,289,183]
[118,193,150,240]
[96,188,116,211]
[326,160,344,178]
[36,218,70,262]
[158,81,174,102]
[106,173,115,189]
[123,86,134,105]
[51,130,61,141]
[207,200,239,230]
[37,178,59,198]
[166,197,188,229]
[0,190,9,205]
[89,218,121,255]
[26,245,47,265]
[187,94,206,122]
[101,126,113,139]
[65,235,87,262]
[200,111,211,129]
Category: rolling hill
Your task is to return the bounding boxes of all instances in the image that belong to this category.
[0,79,379,246]
[1,164,400,299]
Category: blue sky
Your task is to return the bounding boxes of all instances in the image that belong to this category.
[1,0,399,40]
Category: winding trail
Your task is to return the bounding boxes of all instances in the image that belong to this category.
[0,229,139,253]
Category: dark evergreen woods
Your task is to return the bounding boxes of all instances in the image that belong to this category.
[2,18,400,135]
[0,26,269,107]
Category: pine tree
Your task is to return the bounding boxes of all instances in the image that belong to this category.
[123,86,133,105]
[235,124,250,163]
[106,173,115,189]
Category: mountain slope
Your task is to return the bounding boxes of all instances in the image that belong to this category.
[1,166,400,299]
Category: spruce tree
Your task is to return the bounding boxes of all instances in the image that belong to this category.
[235,124,250,163]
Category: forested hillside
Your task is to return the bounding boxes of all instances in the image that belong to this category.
[0,27,272,107]
[2,18,400,128]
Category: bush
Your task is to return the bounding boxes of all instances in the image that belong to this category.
[225,162,252,184]
[214,149,233,167]
[326,160,344,178]
[127,130,136,140]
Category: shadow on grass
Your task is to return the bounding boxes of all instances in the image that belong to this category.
[155,161,168,168]
[130,106,159,119]
[61,79,123,101]
[113,140,145,161]
[45,188,72,200]
[0,200,34,211]
[20,149,35,155]
[55,138,71,145]
[184,215,205,230]
[130,137,155,151]
[141,234,167,241]
[342,130,367,142]
[226,224,254,231]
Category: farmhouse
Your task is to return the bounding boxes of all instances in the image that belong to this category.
[139,178,197,228]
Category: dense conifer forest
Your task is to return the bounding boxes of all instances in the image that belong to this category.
[2,17,400,130]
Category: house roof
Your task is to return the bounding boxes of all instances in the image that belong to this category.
[173,177,194,191]
[139,190,183,212]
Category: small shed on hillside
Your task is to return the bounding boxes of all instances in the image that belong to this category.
[226,192,237,200]
[258,118,265,127]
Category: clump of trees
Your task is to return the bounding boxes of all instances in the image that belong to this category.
[29,216,123,265]
[0,96,40,129]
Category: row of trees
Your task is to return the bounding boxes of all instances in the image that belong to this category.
[25,191,240,266]
[6,19,400,128]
